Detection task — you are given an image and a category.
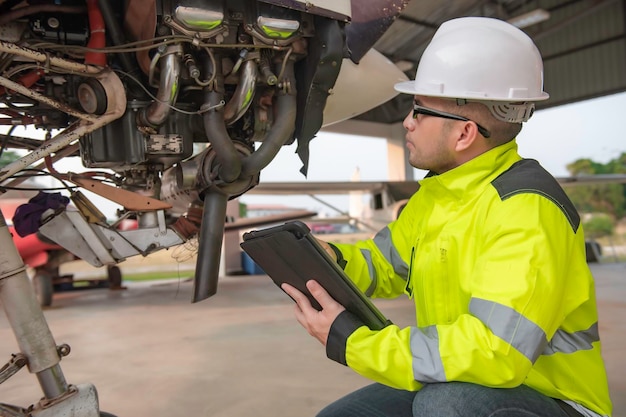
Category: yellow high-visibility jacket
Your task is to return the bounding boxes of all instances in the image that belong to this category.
[327,140,612,416]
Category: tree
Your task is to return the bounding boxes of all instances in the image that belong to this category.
[565,154,626,220]
[583,214,614,238]
[0,150,21,168]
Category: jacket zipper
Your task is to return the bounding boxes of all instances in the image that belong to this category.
[405,246,415,298]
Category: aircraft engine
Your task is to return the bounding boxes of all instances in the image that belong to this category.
[0,0,350,299]
[0,0,408,302]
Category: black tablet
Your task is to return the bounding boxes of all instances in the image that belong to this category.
[240,221,391,330]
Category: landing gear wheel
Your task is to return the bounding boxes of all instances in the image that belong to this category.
[107,265,124,290]
[32,271,54,307]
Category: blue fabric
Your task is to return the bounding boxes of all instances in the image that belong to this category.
[316,382,578,417]
[317,383,414,417]
[13,191,69,237]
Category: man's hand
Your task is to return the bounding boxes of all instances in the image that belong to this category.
[315,238,337,261]
[282,280,346,346]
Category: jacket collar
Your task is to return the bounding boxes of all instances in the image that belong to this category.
[419,140,522,200]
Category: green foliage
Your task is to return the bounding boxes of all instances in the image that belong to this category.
[566,153,626,175]
[0,150,21,168]
[583,214,614,238]
[566,183,625,218]
[565,152,626,219]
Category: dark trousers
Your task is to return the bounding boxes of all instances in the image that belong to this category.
[317,382,584,417]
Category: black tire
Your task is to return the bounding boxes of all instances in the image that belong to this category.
[100,412,118,417]
[32,271,54,307]
[107,265,123,289]
[585,241,602,263]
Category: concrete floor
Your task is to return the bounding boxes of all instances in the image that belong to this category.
[0,262,624,416]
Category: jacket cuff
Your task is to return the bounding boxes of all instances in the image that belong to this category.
[328,243,347,269]
[326,310,364,366]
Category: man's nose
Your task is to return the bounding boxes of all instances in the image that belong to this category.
[402,111,414,131]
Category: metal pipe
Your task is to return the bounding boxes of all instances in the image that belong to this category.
[36,365,70,399]
[0,209,69,399]
[0,40,101,74]
[0,70,126,183]
[223,59,259,125]
[2,143,79,188]
[202,54,242,183]
[240,59,297,177]
[138,45,181,128]
[192,190,228,302]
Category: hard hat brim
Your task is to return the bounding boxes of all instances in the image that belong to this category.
[394,80,418,95]
[394,80,550,101]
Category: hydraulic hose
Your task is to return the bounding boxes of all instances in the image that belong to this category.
[84,0,106,67]
[97,0,137,75]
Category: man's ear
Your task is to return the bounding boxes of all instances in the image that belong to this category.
[454,121,481,152]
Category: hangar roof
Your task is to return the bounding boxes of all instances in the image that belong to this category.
[357,0,626,124]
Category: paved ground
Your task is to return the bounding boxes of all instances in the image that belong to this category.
[0,261,624,416]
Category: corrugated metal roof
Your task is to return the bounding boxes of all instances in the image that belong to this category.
[359,0,626,124]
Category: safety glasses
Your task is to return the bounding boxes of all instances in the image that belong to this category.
[412,102,491,138]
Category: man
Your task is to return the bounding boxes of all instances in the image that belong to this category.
[282,17,612,417]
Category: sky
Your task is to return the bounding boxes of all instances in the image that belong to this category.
[5,91,625,219]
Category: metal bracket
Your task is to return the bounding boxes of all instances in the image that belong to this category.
[0,353,27,385]
[30,383,100,417]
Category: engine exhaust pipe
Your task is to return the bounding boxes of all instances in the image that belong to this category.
[192,190,228,302]
[191,56,296,302]
[202,53,242,183]
[240,58,297,177]
[137,45,181,129]
[224,59,259,126]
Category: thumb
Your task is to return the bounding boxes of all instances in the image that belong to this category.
[315,238,337,261]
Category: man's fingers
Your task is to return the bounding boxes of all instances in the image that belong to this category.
[282,283,313,311]
[306,280,337,309]
[283,280,341,312]
[282,284,316,334]
[282,281,345,346]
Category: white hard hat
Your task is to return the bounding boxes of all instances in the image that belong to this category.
[394,17,549,122]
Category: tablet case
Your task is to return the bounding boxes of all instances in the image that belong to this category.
[240,221,391,330]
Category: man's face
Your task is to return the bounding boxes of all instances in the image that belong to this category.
[402,96,458,173]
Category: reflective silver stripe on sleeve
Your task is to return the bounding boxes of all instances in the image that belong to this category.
[372,227,409,278]
[564,400,605,417]
[543,322,599,355]
[359,248,377,297]
[469,298,547,363]
[410,326,446,383]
